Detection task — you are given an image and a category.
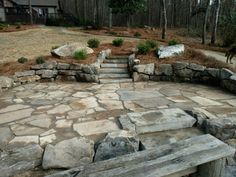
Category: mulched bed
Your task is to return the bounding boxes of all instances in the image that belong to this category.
[0,25,38,33]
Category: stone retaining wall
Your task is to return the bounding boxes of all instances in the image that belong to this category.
[129,55,236,94]
[0,49,111,91]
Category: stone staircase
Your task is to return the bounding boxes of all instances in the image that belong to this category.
[99,56,133,84]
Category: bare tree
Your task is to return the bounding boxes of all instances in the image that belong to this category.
[28,0,33,24]
[161,0,167,39]
[202,0,211,44]
[211,0,221,45]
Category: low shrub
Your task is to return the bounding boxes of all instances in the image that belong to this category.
[73,49,88,60]
[112,38,124,47]
[145,40,157,49]
[15,25,21,29]
[36,56,46,64]
[17,57,28,64]
[168,39,178,46]
[87,38,100,48]
[137,43,150,55]
[134,32,142,37]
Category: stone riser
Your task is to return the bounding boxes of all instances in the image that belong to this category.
[99,74,130,79]
[100,68,129,74]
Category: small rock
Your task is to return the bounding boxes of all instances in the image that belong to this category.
[42,137,94,169]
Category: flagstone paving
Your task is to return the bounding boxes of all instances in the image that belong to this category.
[0,81,236,150]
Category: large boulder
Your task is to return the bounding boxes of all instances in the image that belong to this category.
[94,130,139,162]
[157,44,185,58]
[51,43,94,57]
[0,144,43,177]
[42,137,94,169]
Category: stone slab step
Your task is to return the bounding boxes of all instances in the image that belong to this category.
[119,108,196,134]
[103,59,128,64]
[99,73,130,79]
[108,56,129,60]
[100,68,129,74]
[101,63,128,68]
[100,78,133,84]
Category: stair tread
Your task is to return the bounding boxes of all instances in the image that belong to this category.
[101,63,128,68]
[99,73,130,79]
[100,78,133,84]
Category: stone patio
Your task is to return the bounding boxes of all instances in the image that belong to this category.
[0,81,236,176]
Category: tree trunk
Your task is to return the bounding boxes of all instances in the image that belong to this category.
[211,0,221,45]
[109,8,112,29]
[188,0,192,31]
[202,0,211,44]
[28,0,33,24]
[161,0,167,39]
[127,15,131,28]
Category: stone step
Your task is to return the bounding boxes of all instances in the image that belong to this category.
[107,56,129,60]
[100,78,133,84]
[100,68,128,74]
[103,59,128,64]
[99,73,130,79]
[119,108,196,134]
[101,63,128,68]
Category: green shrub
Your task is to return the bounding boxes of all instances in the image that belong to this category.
[36,56,46,64]
[87,38,100,48]
[0,27,3,30]
[134,32,141,37]
[168,39,178,46]
[15,25,21,29]
[145,40,157,49]
[112,38,124,47]
[73,49,88,60]
[17,57,28,64]
[137,43,150,55]
[51,45,60,50]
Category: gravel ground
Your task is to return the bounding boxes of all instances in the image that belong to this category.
[0,26,138,64]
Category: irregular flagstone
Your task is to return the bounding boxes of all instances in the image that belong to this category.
[42,137,94,169]
[117,89,163,101]
[26,114,52,128]
[125,108,196,134]
[159,87,182,96]
[72,92,93,98]
[40,129,56,137]
[0,108,34,125]
[167,96,190,103]
[31,99,58,106]
[197,90,236,100]
[13,98,24,104]
[0,104,29,114]
[47,105,72,115]
[40,134,57,146]
[133,97,171,109]
[190,96,223,106]
[96,93,120,100]
[9,136,39,144]
[69,97,98,110]
[55,119,73,128]
[0,144,43,177]
[98,100,123,110]
[73,120,120,136]
[67,109,96,119]
[0,127,14,147]
[11,124,45,136]
[45,91,71,99]
[225,99,236,107]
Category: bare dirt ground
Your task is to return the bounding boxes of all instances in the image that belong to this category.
[0,26,138,64]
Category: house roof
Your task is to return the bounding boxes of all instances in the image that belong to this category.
[12,0,58,7]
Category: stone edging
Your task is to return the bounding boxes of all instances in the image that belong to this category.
[0,49,111,92]
[128,54,236,94]
[1,50,236,95]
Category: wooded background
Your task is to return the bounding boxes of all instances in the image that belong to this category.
[59,0,236,28]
